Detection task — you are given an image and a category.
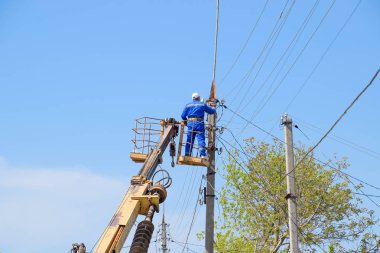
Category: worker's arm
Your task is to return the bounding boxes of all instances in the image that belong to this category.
[181,106,188,121]
[204,103,216,115]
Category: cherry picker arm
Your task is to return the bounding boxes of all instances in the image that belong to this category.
[92,118,178,253]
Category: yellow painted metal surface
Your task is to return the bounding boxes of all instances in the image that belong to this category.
[93,184,149,253]
[130,152,148,163]
[178,156,210,167]
[176,123,185,164]
[131,195,159,214]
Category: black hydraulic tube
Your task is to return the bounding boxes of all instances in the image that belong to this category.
[129,205,156,253]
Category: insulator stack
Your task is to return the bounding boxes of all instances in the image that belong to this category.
[129,220,154,253]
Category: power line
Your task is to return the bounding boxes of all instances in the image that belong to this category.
[284,0,363,111]
[212,0,220,82]
[249,0,338,120]
[219,0,270,86]
[224,104,380,223]
[217,134,289,209]
[271,128,379,211]
[219,113,380,214]
[217,135,329,252]
[230,0,363,142]
[293,116,380,160]
[289,67,380,180]
[171,240,204,247]
[223,127,259,158]
[172,240,197,253]
[217,134,378,251]
[169,166,193,234]
[225,106,282,141]
[231,0,297,114]
[181,176,203,253]
[172,168,201,237]
[223,0,293,106]
[353,192,380,198]
[235,0,363,145]
[217,154,267,216]
[237,0,321,115]
[225,102,380,194]
[334,168,380,192]
[335,164,380,210]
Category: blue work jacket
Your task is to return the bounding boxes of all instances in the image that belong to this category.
[181,100,216,121]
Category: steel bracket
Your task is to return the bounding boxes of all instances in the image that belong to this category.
[131,195,160,214]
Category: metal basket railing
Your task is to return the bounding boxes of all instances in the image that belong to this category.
[131,117,165,155]
[177,121,210,158]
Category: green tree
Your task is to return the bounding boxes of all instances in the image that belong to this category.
[216,138,380,252]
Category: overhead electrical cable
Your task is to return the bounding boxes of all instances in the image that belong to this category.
[232,0,297,112]
[353,192,380,198]
[249,0,338,121]
[243,0,364,143]
[282,67,380,182]
[217,135,328,252]
[237,0,321,115]
[223,2,295,129]
[218,133,378,251]
[293,116,380,160]
[218,154,265,212]
[284,0,363,111]
[171,167,197,235]
[217,134,287,207]
[226,106,282,141]
[219,0,271,86]
[172,169,201,237]
[235,0,362,142]
[224,105,380,193]
[221,129,355,210]
[171,240,204,247]
[223,0,292,104]
[212,0,220,82]
[336,164,380,209]
[181,176,204,253]
[172,239,197,253]
[217,132,380,253]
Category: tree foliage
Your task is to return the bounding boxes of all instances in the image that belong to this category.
[216,138,380,252]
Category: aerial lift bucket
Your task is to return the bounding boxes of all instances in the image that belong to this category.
[130,117,165,163]
[176,121,210,167]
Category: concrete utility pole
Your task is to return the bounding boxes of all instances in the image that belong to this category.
[206,1,219,252]
[282,114,299,253]
[206,88,216,253]
[161,215,168,253]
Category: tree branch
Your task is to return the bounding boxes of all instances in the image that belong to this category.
[270,232,288,253]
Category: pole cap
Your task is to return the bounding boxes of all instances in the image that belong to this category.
[281,113,292,124]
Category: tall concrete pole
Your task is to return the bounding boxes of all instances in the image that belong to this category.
[161,215,168,253]
[205,94,216,253]
[282,114,299,253]
[206,1,219,252]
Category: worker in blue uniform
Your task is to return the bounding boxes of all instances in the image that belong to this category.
[181,92,216,158]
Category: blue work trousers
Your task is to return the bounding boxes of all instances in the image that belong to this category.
[185,121,206,157]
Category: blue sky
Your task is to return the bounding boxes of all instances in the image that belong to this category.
[0,0,379,252]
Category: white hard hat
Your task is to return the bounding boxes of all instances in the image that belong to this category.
[192,92,200,99]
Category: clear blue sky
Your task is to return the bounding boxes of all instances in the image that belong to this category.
[0,0,379,252]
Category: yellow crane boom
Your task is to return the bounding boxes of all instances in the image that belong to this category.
[93,118,178,253]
